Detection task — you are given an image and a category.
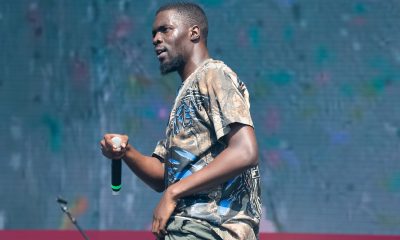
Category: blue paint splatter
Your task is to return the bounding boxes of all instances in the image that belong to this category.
[281,149,300,167]
[329,130,350,145]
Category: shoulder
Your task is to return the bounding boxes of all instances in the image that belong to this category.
[203,59,236,75]
[199,59,239,85]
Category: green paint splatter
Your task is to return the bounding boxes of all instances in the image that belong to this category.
[265,137,282,149]
[199,0,223,7]
[340,84,354,97]
[283,25,294,42]
[354,3,366,14]
[362,76,392,97]
[376,214,400,228]
[249,26,260,47]
[315,46,330,65]
[253,79,272,97]
[302,107,317,119]
[128,75,151,96]
[368,57,400,80]
[372,77,389,92]
[128,75,141,95]
[388,174,400,192]
[42,115,62,152]
[351,107,364,121]
[124,117,142,134]
[268,70,294,86]
[143,108,156,119]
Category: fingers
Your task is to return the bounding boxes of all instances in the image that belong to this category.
[158,218,168,236]
[103,134,128,150]
[103,134,114,150]
[100,134,128,159]
[100,139,105,149]
[100,139,111,158]
[152,217,166,238]
[160,228,167,237]
[120,135,128,148]
[100,138,117,153]
[152,217,168,238]
[152,216,160,237]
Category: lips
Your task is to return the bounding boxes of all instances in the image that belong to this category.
[155,47,167,60]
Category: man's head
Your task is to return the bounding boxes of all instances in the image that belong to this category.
[152,2,208,75]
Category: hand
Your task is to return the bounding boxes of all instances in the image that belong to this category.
[100,134,129,160]
[152,187,178,238]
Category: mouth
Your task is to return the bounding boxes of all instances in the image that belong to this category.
[155,47,167,60]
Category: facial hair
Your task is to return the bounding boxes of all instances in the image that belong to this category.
[160,54,185,75]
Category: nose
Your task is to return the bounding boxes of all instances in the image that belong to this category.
[152,32,162,46]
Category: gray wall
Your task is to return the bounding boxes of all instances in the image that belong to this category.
[0,0,399,234]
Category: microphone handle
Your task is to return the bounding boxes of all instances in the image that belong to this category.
[111,159,122,194]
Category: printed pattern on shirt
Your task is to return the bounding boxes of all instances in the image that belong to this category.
[170,87,208,136]
[153,59,261,239]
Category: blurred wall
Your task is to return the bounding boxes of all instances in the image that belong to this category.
[0,0,399,234]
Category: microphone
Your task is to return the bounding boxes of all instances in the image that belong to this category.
[56,196,89,240]
[56,196,68,205]
[111,136,122,195]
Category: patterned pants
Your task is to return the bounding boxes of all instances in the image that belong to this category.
[161,216,258,240]
[161,216,222,240]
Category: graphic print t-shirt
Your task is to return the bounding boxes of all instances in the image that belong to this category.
[153,59,261,239]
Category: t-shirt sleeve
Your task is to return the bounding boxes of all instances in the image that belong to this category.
[204,66,254,140]
[152,139,167,163]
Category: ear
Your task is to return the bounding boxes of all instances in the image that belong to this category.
[189,25,201,42]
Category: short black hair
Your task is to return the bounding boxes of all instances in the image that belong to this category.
[156,2,208,42]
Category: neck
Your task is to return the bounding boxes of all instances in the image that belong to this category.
[178,46,210,81]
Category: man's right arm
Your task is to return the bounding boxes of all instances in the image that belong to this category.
[100,134,165,192]
[123,144,165,192]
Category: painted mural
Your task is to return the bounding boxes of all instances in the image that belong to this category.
[0,0,399,234]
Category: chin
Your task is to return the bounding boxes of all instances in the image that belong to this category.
[160,65,176,75]
[159,56,184,75]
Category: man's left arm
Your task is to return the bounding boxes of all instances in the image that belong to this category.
[152,123,258,237]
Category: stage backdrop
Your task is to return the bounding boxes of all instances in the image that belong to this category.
[0,0,399,235]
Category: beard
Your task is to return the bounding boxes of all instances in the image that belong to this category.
[160,54,185,75]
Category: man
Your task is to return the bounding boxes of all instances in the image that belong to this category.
[100,2,261,239]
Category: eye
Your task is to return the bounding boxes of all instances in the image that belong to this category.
[152,26,172,37]
[161,26,172,33]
